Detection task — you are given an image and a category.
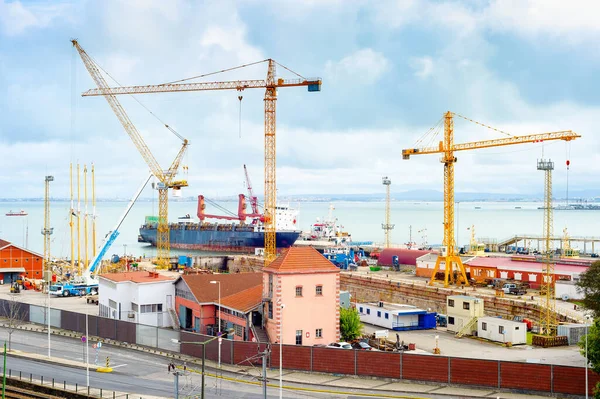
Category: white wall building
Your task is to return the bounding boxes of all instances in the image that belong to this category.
[446,295,485,334]
[477,317,527,345]
[555,280,584,300]
[99,271,176,328]
[357,302,433,331]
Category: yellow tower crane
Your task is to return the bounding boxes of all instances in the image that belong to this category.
[402,111,580,287]
[80,60,321,265]
[72,40,189,269]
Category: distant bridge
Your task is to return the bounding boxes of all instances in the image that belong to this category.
[491,234,600,254]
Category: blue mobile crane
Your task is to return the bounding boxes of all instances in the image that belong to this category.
[50,174,152,297]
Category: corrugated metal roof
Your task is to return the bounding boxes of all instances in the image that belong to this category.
[466,256,589,273]
[378,249,433,266]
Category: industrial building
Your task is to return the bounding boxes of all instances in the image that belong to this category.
[98,271,176,327]
[357,301,436,331]
[174,272,263,341]
[446,295,485,335]
[477,317,527,345]
[377,249,432,268]
[263,247,340,346]
[415,253,475,279]
[0,239,43,284]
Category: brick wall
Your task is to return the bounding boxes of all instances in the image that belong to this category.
[450,358,498,387]
[402,354,448,382]
[500,362,551,391]
[357,350,400,378]
[553,365,600,395]
[312,347,354,374]
[271,345,312,371]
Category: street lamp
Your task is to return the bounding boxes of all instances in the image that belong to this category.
[278,302,285,399]
[585,314,592,399]
[171,336,218,399]
[209,280,221,369]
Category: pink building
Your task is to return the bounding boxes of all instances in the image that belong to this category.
[263,247,340,346]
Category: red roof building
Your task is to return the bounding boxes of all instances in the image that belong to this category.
[263,247,340,346]
[174,273,263,341]
[377,248,433,267]
[0,239,43,284]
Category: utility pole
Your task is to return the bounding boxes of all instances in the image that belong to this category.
[258,345,271,398]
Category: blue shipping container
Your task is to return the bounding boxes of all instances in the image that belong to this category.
[178,255,187,265]
[419,313,437,329]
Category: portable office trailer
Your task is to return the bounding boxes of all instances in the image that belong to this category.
[446,295,485,334]
[477,317,527,345]
[557,324,588,345]
[357,302,437,331]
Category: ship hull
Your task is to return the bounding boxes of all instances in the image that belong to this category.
[139,225,300,253]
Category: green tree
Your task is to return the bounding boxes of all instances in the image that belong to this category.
[578,318,600,398]
[576,261,600,318]
[339,307,362,342]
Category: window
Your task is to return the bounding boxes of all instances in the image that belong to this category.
[295,330,303,345]
[132,303,138,312]
[295,286,303,297]
[499,325,505,334]
[316,328,322,338]
[234,324,243,337]
[448,316,455,325]
[268,302,273,319]
[268,274,273,297]
[366,309,370,315]
[385,313,389,320]
[377,311,381,318]
[109,299,117,309]
[515,326,520,330]
[481,322,487,331]
[448,299,455,307]
[359,307,363,313]
[315,285,323,296]
[463,302,470,310]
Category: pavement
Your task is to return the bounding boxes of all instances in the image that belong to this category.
[1,320,559,399]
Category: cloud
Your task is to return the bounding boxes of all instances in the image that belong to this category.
[483,0,600,43]
[410,56,434,79]
[0,0,72,36]
[325,48,390,84]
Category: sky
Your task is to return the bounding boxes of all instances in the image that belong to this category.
[0,0,599,200]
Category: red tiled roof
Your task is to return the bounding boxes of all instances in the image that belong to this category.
[181,273,263,305]
[263,247,339,273]
[100,271,176,283]
[221,285,263,313]
[0,239,11,249]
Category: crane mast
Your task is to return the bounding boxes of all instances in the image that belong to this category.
[73,40,189,268]
[81,59,321,265]
[244,164,259,215]
[402,111,580,287]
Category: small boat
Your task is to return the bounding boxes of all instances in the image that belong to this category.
[5,210,27,216]
[474,206,481,210]
[515,206,522,209]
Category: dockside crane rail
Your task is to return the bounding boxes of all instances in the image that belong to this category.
[402,111,580,288]
[81,58,322,265]
[72,40,189,268]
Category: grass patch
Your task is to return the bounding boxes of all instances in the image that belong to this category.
[526,331,533,345]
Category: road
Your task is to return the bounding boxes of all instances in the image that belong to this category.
[0,329,442,399]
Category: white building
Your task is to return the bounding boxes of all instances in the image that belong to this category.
[446,295,485,335]
[477,317,527,345]
[99,271,176,328]
[555,280,584,300]
[357,302,435,331]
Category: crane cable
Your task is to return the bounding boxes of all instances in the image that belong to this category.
[238,95,243,139]
[162,59,270,85]
[88,54,186,143]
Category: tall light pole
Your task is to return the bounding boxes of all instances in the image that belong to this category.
[210,280,221,369]
[585,314,592,399]
[279,303,285,399]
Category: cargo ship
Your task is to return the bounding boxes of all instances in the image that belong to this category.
[5,210,27,216]
[139,195,301,253]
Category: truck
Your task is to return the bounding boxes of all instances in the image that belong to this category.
[50,281,98,297]
[50,174,152,298]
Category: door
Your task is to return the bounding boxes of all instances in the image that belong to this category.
[166,295,173,309]
[157,311,163,327]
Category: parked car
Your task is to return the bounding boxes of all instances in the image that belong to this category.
[327,342,352,349]
[313,344,327,348]
[352,341,373,350]
[502,283,517,294]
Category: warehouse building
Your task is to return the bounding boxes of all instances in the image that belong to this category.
[0,239,43,283]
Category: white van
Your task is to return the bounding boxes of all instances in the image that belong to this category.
[502,283,517,294]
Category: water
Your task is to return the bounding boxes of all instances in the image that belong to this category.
[1,199,599,259]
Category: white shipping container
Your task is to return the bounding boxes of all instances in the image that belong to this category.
[477,317,527,345]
